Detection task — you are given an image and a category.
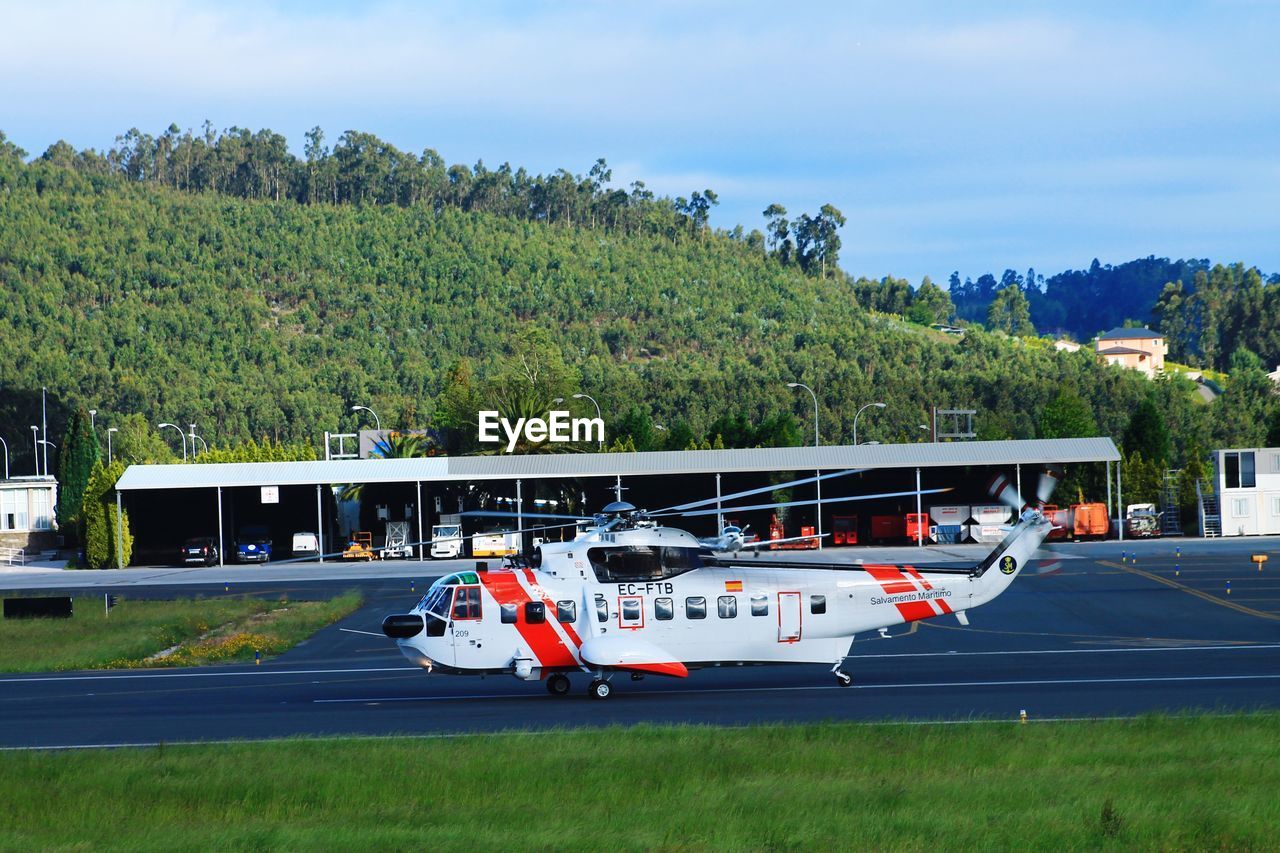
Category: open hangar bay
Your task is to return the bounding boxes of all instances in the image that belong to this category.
[1,535,1278,750]
[114,437,1125,567]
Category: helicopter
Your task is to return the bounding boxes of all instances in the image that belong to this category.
[381,467,1061,699]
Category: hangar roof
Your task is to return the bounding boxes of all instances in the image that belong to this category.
[116,437,1120,491]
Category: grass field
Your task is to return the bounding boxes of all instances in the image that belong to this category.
[1,714,1277,849]
[0,592,362,671]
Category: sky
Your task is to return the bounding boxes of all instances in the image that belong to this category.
[2,0,1278,283]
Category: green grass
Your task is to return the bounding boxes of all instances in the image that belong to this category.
[1,714,1277,849]
[0,592,363,671]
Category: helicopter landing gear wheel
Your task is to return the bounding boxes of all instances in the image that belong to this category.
[834,669,853,687]
[546,674,572,696]
[588,679,613,700]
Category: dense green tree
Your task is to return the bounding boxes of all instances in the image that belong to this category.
[82,460,133,568]
[57,407,100,538]
[986,286,1035,336]
[1122,398,1171,463]
[1038,390,1097,439]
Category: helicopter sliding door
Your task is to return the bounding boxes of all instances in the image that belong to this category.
[777,591,802,643]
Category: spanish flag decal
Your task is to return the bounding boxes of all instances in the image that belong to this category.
[724,580,743,592]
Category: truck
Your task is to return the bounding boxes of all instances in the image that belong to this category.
[1125,503,1163,538]
[472,529,520,558]
[430,514,465,559]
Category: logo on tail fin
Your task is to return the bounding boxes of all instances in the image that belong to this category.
[999,555,1017,575]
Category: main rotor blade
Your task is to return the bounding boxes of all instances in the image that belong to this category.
[675,487,954,518]
[651,468,867,515]
[459,510,594,521]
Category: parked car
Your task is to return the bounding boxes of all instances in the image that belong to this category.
[291,531,320,560]
[180,536,219,566]
[235,525,273,563]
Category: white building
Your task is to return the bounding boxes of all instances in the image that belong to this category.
[1213,448,1280,536]
[0,476,59,559]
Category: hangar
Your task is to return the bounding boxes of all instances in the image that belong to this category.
[113,437,1122,567]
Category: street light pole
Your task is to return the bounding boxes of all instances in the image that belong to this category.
[107,428,118,464]
[572,393,603,450]
[157,423,188,461]
[351,405,382,456]
[0,436,8,480]
[89,409,97,432]
[787,382,823,551]
[852,402,887,446]
[30,426,39,475]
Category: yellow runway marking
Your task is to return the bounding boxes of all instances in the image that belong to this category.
[1101,560,1280,622]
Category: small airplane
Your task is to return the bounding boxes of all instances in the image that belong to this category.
[382,468,1060,699]
[696,523,823,553]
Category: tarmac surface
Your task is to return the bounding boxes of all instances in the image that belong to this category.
[2,537,1279,749]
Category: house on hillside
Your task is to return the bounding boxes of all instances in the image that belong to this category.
[1094,327,1167,379]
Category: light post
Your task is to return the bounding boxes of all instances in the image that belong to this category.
[0,436,8,480]
[107,428,118,464]
[787,382,823,550]
[188,424,209,457]
[30,426,39,475]
[852,402,886,446]
[351,405,382,456]
[158,423,188,461]
[37,439,56,474]
[89,409,97,432]
[351,405,381,432]
[572,393,603,450]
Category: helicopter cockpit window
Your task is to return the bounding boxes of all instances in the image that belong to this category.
[587,546,702,583]
[452,586,482,620]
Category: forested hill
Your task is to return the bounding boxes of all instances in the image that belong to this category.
[0,129,1271,486]
[949,258,1280,371]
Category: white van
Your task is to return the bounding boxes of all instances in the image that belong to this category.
[292,531,320,559]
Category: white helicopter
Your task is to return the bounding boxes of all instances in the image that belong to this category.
[382,467,1060,699]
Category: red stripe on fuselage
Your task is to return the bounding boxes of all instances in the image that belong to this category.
[866,564,941,622]
[521,569,584,649]
[478,571,579,668]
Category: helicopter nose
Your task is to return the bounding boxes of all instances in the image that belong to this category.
[381,613,425,639]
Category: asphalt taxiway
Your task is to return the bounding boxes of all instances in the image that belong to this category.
[2,538,1278,749]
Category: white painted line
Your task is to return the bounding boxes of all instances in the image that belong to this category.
[0,666,418,685]
[339,628,385,637]
[316,672,1280,704]
[849,643,1280,660]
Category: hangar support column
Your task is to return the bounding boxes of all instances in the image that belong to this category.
[217,486,225,567]
[416,481,425,562]
[315,485,324,564]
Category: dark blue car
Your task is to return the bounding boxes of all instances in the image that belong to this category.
[235,525,273,563]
